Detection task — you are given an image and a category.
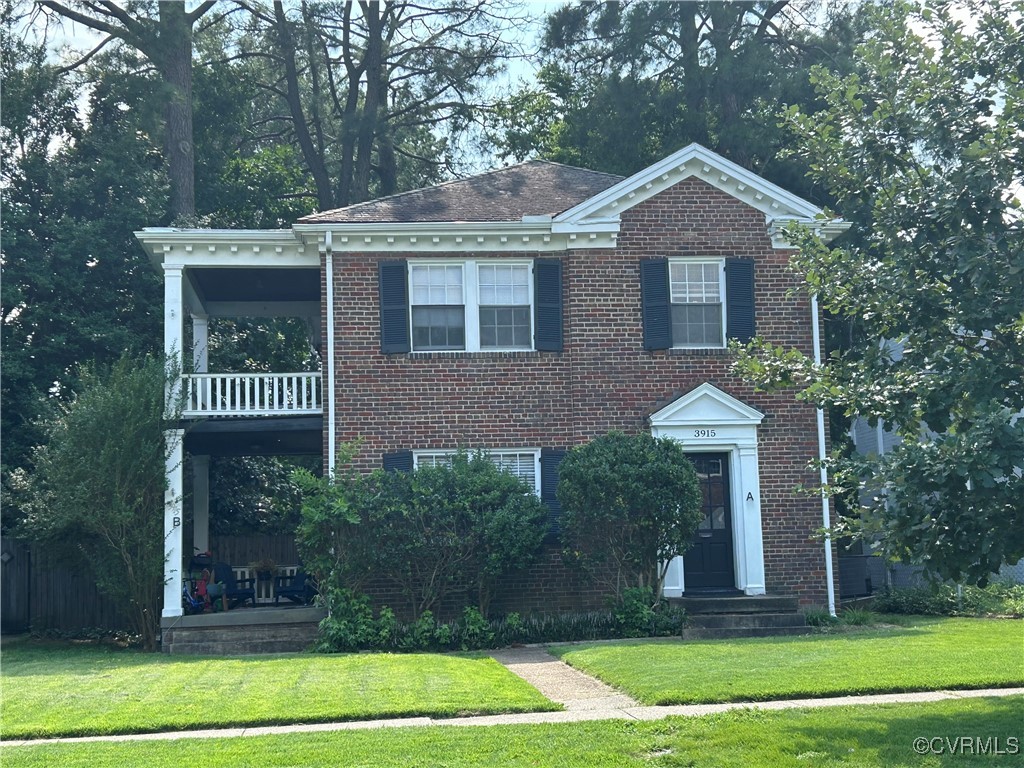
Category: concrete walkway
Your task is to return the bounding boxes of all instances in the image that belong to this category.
[2,647,1021,747]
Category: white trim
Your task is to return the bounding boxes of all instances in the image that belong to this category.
[651,384,766,597]
[136,229,316,268]
[326,232,336,476]
[554,143,845,246]
[812,294,837,616]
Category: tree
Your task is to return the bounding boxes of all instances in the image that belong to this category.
[37,0,218,217]
[21,354,181,650]
[734,0,1024,585]
[557,432,703,599]
[235,0,528,207]
[493,0,866,197]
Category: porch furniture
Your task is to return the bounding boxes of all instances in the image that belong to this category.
[274,569,314,605]
[212,562,256,609]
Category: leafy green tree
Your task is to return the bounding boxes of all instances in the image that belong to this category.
[734,0,1024,585]
[294,452,548,617]
[494,1,865,198]
[21,354,181,650]
[557,432,703,600]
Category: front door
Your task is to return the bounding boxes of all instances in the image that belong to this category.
[683,453,736,591]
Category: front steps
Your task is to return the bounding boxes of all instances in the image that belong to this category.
[671,595,811,640]
[161,605,325,655]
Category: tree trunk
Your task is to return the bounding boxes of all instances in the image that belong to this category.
[157,2,196,219]
[352,1,384,203]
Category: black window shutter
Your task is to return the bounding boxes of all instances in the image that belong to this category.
[640,258,671,350]
[725,258,755,343]
[540,447,567,539]
[534,258,563,352]
[382,450,413,472]
[378,260,410,354]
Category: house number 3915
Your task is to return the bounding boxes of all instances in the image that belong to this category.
[693,429,716,438]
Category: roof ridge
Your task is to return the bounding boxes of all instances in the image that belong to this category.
[523,158,625,181]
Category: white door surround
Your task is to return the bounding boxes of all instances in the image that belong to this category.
[651,383,767,597]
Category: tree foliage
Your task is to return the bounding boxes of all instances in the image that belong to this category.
[294,452,548,617]
[494,0,866,197]
[557,431,703,599]
[20,354,180,650]
[734,0,1024,585]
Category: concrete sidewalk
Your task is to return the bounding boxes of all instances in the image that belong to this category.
[2,646,1021,747]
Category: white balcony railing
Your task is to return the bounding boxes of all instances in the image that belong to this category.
[181,373,322,417]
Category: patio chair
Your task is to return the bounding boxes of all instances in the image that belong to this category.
[212,562,256,609]
[274,568,314,605]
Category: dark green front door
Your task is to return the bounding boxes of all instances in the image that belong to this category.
[683,453,736,591]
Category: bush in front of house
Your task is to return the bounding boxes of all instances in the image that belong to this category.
[557,431,703,600]
[872,581,1024,617]
[294,450,549,620]
[312,586,686,653]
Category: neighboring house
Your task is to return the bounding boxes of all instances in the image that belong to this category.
[136,143,849,624]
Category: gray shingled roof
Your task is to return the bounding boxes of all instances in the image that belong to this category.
[297,161,624,224]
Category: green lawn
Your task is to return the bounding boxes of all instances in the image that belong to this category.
[551,617,1024,705]
[0,642,558,739]
[2,697,1020,767]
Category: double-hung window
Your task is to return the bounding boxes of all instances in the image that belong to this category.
[669,260,725,348]
[378,258,563,355]
[410,264,465,350]
[413,449,541,494]
[640,257,754,350]
[409,261,533,352]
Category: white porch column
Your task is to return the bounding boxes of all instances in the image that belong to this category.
[192,455,210,555]
[191,313,208,373]
[162,428,185,619]
[737,445,766,595]
[163,265,185,406]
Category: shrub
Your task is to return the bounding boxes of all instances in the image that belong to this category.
[557,431,702,599]
[295,451,548,619]
[872,582,1024,617]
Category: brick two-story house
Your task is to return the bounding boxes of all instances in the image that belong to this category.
[139,143,847,627]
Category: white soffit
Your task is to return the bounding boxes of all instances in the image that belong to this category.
[650,383,765,427]
[134,229,318,268]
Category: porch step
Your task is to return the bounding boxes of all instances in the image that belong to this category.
[672,595,810,640]
[671,595,799,615]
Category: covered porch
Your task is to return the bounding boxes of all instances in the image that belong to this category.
[135,229,327,640]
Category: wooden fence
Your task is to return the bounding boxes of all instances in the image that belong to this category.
[0,534,299,634]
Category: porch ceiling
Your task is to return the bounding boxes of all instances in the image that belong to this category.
[183,416,323,456]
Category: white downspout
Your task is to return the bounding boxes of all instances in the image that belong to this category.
[325,231,336,475]
[811,293,837,617]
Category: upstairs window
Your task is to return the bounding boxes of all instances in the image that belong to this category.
[378,258,563,355]
[410,265,465,351]
[641,257,755,350]
[478,264,532,349]
[669,261,724,348]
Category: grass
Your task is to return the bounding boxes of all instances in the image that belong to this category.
[2,696,1020,767]
[550,617,1024,705]
[0,640,558,740]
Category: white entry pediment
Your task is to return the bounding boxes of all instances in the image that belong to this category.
[650,383,764,427]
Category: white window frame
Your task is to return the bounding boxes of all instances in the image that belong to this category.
[668,258,727,349]
[408,260,535,353]
[412,449,542,495]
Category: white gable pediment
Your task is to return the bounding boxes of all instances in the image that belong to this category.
[552,143,848,247]
[650,383,764,427]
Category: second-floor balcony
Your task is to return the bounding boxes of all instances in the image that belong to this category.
[182,372,322,418]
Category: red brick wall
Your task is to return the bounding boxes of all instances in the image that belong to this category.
[324,177,835,613]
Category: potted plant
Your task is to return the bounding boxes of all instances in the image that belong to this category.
[250,558,277,581]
